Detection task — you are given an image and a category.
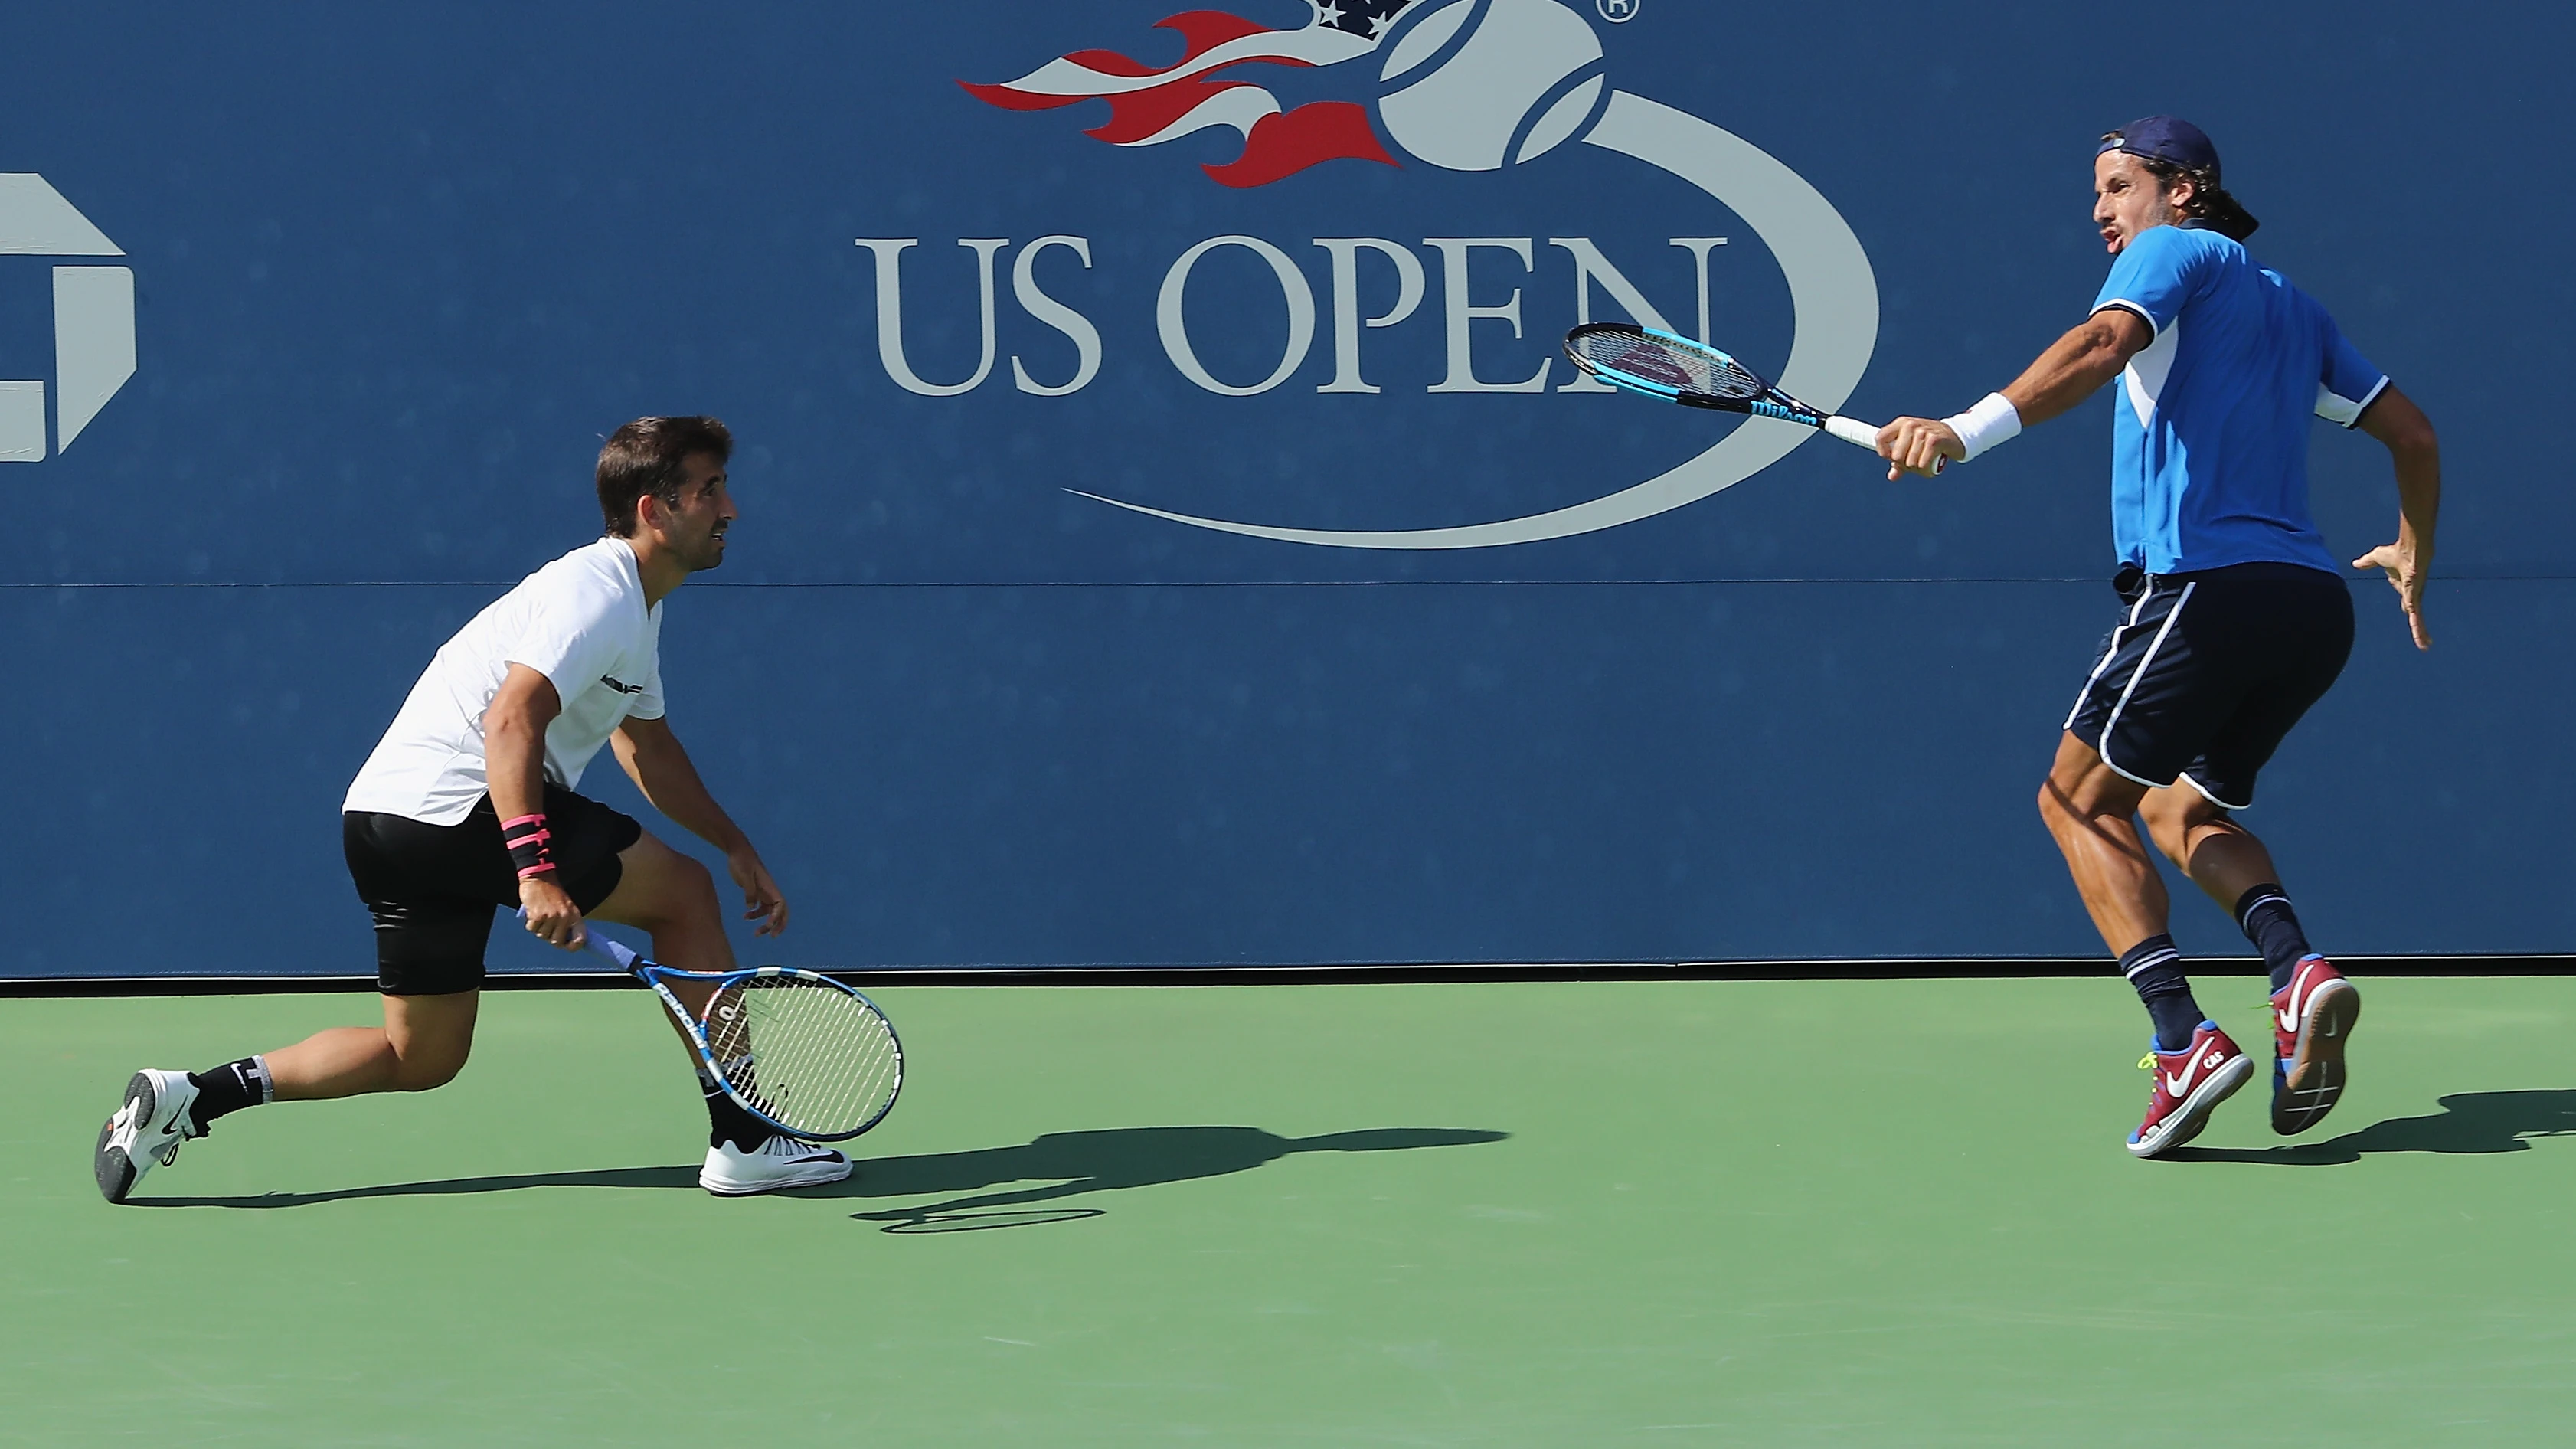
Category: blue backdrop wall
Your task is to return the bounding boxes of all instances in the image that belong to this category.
[4,1,2565,978]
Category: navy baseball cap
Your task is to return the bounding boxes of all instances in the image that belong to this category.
[2100,116,2221,179]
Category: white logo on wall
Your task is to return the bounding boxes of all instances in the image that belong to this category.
[0,174,135,463]
[873,0,1875,549]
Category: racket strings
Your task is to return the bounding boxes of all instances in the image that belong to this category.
[1569,329,1761,401]
[706,977,901,1139]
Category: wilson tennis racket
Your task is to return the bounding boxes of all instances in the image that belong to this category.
[564,926,904,1143]
[1563,322,1935,469]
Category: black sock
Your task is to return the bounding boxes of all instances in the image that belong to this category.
[2119,934,2204,1052]
[2234,884,2315,994]
[186,1056,273,1133]
[698,1065,770,1152]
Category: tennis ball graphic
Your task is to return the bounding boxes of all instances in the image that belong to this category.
[1375,0,1608,172]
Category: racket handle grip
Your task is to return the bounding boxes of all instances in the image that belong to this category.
[513,908,641,970]
[580,934,640,971]
[1820,414,1881,450]
[1823,414,1946,474]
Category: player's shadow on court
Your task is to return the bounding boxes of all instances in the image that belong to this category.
[812,1126,1509,1233]
[2165,1090,2576,1165]
[133,1126,1507,1222]
[137,1163,705,1207]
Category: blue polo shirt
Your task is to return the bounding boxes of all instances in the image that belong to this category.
[2089,221,2388,575]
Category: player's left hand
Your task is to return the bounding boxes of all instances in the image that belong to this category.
[1875,417,1966,479]
[728,846,790,937]
[2352,540,2433,651]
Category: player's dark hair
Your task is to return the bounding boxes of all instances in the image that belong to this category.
[597,416,733,537]
[2104,131,2260,242]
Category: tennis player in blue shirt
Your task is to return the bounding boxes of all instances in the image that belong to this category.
[1877,116,2442,1158]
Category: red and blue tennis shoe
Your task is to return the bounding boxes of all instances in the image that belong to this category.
[2270,956,2359,1135]
[2127,1021,2254,1159]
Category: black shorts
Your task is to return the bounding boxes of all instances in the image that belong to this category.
[2062,562,2354,810]
[343,785,642,996]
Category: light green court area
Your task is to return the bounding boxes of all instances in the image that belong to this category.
[9,977,2576,1446]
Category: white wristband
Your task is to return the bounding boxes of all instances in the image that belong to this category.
[1940,392,2022,461]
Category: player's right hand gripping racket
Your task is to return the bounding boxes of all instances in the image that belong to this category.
[567,926,904,1143]
[1562,322,1937,470]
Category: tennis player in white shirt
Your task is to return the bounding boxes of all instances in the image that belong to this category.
[96,416,850,1200]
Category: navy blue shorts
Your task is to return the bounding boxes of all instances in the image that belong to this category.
[2062,562,2354,809]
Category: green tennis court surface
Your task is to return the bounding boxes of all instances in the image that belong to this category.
[11,976,2576,1445]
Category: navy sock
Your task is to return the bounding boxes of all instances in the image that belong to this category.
[185,1056,273,1133]
[2234,884,2315,994]
[698,1065,770,1152]
[2119,934,2204,1052]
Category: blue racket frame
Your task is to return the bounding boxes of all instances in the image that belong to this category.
[1562,321,1905,460]
[561,924,904,1143]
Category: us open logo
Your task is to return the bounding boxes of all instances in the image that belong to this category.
[863,0,1876,549]
[0,174,136,464]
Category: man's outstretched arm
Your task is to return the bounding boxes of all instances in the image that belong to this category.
[612,715,791,936]
[1877,308,2155,479]
[2351,384,2440,650]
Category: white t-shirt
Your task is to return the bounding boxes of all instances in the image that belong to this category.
[344,537,667,825]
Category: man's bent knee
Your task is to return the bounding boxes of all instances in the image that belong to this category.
[2036,777,2070,827]
[654,857,721,935]
[2045,733,2150,823]
[2143,783,2229,846]
[381,990,478,1091]
[600,832,721,931]
[2038,767,2121,832]
[390,1052,469,1091]
[677,851,715,898]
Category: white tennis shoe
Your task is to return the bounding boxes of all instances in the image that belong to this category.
[95,1069,202,1204]
[700,1134,852,1196]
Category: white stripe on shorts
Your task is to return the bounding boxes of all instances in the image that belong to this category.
[2097,581,2195,786]
[2176,769,2251,812]
[2063,587,2158,731]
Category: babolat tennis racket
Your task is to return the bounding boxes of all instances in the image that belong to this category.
[563,924,903,1143]
[1563,322,1933,469]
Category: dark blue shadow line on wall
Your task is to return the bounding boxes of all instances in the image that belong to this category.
[8,955,2574,996]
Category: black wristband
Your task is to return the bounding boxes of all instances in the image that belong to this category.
[502,813,556,880]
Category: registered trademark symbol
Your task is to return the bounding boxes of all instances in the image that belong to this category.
[1597,0,1639,21]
